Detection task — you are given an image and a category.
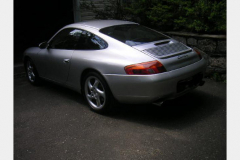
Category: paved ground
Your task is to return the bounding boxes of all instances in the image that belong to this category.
[14,75,226,160]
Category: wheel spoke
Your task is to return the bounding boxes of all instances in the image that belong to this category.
[87,94,93,99]
[93,79,99,88]
[96,96,101,107]
[88,81,93,90]
[96,88,105,99]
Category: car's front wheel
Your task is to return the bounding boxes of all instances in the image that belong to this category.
[83,72,114,113]
[25,59,40,85]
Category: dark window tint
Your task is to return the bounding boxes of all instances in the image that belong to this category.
[72,29,108,50]
[99,24,169,46]
[49,28,108,50]
[49,28,77,50]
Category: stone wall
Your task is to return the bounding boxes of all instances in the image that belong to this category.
[80,0,107,21]
[165,32,226,80]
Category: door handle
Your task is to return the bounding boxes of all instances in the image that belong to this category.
[63,59,70,63]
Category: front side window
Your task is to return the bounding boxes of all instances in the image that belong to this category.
[49,28,108,50]
[49,28,77,50]
[99,24,169,46]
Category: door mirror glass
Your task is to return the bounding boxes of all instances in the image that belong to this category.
[39,41,49,49]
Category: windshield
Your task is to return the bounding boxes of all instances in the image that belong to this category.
[99,24,169,46]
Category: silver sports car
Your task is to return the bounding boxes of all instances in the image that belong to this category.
[24,20,207,113]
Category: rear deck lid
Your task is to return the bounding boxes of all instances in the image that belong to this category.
[132,39,201,71]
[99,24,201,71]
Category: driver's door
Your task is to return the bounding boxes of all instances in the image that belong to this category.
[43,28,78,84]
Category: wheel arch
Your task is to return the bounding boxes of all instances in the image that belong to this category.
[80,68,115,98]
[23,56,31,68]
[81,68,104,88]
[23,56,40,77]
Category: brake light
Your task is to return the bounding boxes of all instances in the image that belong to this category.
[124,60,166,75]
[193,48,202,59]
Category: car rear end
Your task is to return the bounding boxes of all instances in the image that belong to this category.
[99,23,207,104]
[104,58,206,104]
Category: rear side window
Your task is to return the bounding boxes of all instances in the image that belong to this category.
[49,28,108,50]
[71,29,108,50]
[100,24,169,46]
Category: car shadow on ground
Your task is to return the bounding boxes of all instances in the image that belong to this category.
[40,79,88,105]
[109,89,225,129]
[37,78,225,130]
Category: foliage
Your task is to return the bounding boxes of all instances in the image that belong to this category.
[80,0,226,33]
[172,0,226,33]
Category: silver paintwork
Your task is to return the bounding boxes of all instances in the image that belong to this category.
[104,58,206,103]
[24,20,207,104]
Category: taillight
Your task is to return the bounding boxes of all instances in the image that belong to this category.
[193,48,202,59]
[124,60,166,75]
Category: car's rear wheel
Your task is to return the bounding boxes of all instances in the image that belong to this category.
[83,72,114,113]
[26,59,40,85]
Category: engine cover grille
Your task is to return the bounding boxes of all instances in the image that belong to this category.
[144,42,189,57]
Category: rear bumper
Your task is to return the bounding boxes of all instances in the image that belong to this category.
[103,58,207,104]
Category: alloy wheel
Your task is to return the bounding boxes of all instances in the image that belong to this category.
[27,61,35,83]
[84,76,106,109]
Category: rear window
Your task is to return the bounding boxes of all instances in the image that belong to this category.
[99,24,169,46]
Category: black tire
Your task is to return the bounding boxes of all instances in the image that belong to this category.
[25,59,41,85]
[83,72,115,113]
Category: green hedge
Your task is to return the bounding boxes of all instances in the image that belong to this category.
[81,0,226,34]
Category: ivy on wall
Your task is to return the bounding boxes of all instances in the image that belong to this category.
[80,0,226,34]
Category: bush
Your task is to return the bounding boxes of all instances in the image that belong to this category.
[172,0,226,33]
[80,0,226,34]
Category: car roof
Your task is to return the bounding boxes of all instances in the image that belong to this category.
[65,20,138,30]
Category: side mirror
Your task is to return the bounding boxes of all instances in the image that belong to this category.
[39,41,49,49]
